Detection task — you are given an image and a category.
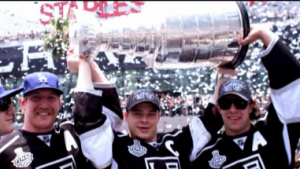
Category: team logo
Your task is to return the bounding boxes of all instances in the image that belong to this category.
[233,136,247,150]
[221,80,246,92]
[128,139,147,157]
[11,147,34,168]
[133,91,157,101]
[37,134,52,147]
[208,150,226,169]
[38,73,48,83]
[43,135,50,143]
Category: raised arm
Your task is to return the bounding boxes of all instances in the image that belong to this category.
[240,25,300,167]
[184,68,236,163]
[88,59,123,132]
[66,49,114,169]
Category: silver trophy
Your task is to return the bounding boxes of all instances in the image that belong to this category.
[69,9,101,61]
[69,1,250,69]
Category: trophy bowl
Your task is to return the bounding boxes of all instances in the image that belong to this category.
[69,1,250,69]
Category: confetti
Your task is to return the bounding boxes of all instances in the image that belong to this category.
[0,1,300,129]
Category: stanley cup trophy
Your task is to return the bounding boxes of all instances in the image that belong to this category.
[69,1,250,69]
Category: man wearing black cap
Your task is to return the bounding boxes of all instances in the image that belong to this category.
[0,85,23,137]
[66,51,223,169]
[124,89,162,141]
[0,70,99,168]
[190,26,300,169]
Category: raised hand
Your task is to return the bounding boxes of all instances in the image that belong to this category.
[238,25,275,47]
[66,47,80,73]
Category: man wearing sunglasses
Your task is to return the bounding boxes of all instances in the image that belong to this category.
[190,26,300,169]
[0,85,23,137]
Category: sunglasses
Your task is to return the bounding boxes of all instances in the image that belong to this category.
[0,97,12,112]
[218,98,249,110]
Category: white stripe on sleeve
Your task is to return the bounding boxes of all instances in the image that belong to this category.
[189,117,212,162]
[79,117,114,169]
[270,78,300,165]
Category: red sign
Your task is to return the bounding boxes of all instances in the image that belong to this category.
[40,1,145,25]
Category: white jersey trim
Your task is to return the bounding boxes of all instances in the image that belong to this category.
[36,155,76,169]
[271,78,300,123]
[103,106,123,132]
[222,153,266,169]
[74,88,103,96]
[55,120,74,134]
[209,98,216,105]
[111,158,118,169]
[269,78,300,165]
[189,117,212,162]
[93,83,115,89]
[155,130,182,145]
[79,116,114,168]
[0,135,19,153]
[258,34,279,58]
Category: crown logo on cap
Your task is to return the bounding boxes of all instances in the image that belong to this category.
[133,91,155,101]
[222,81,246,93]
[38,74,48,83]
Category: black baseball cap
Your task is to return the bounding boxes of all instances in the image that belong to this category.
[126,89,160,111]
[218,79,253,102]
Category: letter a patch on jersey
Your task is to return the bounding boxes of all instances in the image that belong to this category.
[208,150,226,169]
[11,147,34,168]
[128,139,147,157]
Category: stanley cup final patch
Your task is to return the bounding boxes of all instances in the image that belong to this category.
[128,139,147,157]
[208,150,226,169]
[11,147,34,168]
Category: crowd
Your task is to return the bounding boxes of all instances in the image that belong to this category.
[0,31,47,43]
[0,24,300,169]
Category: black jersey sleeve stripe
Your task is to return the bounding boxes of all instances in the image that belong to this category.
[94,83,124,121]
[73,92,106,135]
[260,34,300,166]
[260,37,300,89]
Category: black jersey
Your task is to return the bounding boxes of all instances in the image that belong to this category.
[72,83,223,169]
[0,119,95,169]
[190,36,300,169]
[0,83,117,169]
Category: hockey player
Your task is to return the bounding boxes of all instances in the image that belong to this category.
[0,66,105,168]
[190,26,300,169]
[0,85,23,137]
[67,49,223,168]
